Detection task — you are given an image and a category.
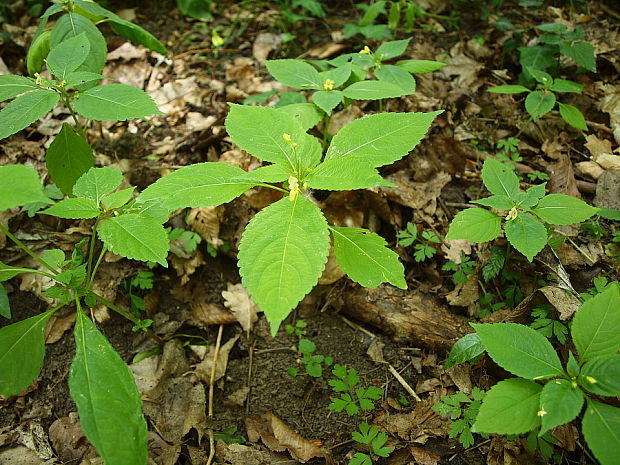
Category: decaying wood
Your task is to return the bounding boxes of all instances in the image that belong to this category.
[339,286,472,352]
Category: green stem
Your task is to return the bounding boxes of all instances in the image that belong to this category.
[256,182,289,195]
[88,245,107,288]
[0,223,58,274]
[86,218,100,281]
[60,91,85,135]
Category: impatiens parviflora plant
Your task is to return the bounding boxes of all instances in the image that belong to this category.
[0,165,172,465]
[265,38,445,114]
[469,284,620,465]
[136,104,442,334]
[488,67,588,131]
[0,0,164,195]
[445,157,598,261]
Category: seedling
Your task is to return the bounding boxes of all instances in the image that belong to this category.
[349,422,393,465]
[495,137,522,163]
[442,253,477,285]
[446,157,598,261]
[328,364,383,416]
[213,426,246,445]
[285,319,308,336]
[432,388,487,448]
[529,305,568,344]
[122,270,155,316]
[396,222,440,262]
[488,67,588,130]
[168,227,202,258]
[287,338,333,378]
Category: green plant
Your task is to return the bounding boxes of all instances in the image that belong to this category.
[468,284,620,465]
[213,426,246,444]
[432,388,487,448]
[529,305,568,344]
[495,137,522,162]
[349,422,393,465]
[328,364,383,415]
[285,319,308,336]
[122,270,154,316]
[488,67,588,130]
[177,0,212,19]
[136,103,441,334]
[287,338,334,377]
[0,0,165,196]
[396,222,440,262]
[0,165,173,464]
[446,157,598,261]
[168,227,202,258]
[579,276,613,301]
[442,253,477,284]
[265,38,445,114]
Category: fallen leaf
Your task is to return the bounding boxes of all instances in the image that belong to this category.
[410,446,441,465]
[192,301,237,326]
[44,307,76,344]
[215,441,295,465]
[367,338,386,364]
[253,33,283,61]
[0,447,45,465]
[48,413,95,462]
[594,171,620,209]
[193,333,240,385]
[222,283,259,333]
[187,206,224,248]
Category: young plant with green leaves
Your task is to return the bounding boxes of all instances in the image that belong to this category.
[396,222,440,262]
[265,38,444,114]
[442,253,477,285]
[0,0,165,195]
[469,285,620,465]
[328,364,383,416]
[0,165,173,465]
[432,387,487,448]
[446,157,598,261]
[349,422,393,465]
[287,337,334,377]
[488,66,588,131]
[136,103,441,334]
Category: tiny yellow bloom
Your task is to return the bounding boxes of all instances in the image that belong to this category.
[505,207,518,221]
[323,79,335,91]
[288,175,300,201]
[537,409,547,417]
[586,376,597,384]
[360,46,371,54]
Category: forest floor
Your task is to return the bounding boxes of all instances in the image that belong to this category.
[0,0,619,464]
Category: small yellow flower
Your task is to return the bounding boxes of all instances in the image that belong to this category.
[288,175,300,201]
[323,79,335,91]
[359,46,371,54]
[537,409,547,417]
[586,376,597,384]
[505,207,518,221]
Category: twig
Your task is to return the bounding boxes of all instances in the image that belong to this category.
[339,315,376,339]
[388,364,421,402]
[448,439,491,461]
[245,336,255,415]
[173,48,241,59]
[206,324,224,465]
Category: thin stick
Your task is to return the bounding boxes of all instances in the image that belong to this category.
[173,48,241,59]
[206,324,224,465]
[245,336,255,415]
[388,363,421,402]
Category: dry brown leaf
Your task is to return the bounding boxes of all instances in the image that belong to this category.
[48,414,95,462]
[149,77,204,114]
[107,42,147,61]
[598,83,620,144]
[187,206,224,247]
[438,46,483,90]
[441,239,472,263]
[367,338,386,364]
[215,441,296,465]
[253,33,283,61]
[44,308,76,344]
[307,42,347,59]
[327,105,363,135]
[318,247,345,285]
[222,283,259,333]
[192,301,236,326]
[410,446,440,465]
[446,364,472,394]
[226,387,250,407]
[245,412,330,463]
[170,250,205,285]
[445,274,479,307]
[193,333,240,385]
[379,171,451,215]
[585,134,613,158]
[0,447,45,465]
[574,161,604,180]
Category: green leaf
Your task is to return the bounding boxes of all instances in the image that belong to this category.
[98,214,169,267]
[504,213,547,261]
[580,355,620,396]
[137,162,256,212]
[243,164,290,183]
[395,59,445,74]
[27,29,52,76]
[70,309,148,465]
[375,64,415,93]
[73,167,123,204]
[343,79,408,100]
[64,71,106,88]
[487,84,530,94]
[0,261,31,282]
[306,158,393,191]
[550,79,584,94]
[0,310,54,397]
[375,38,410,60]
[471,195,513,210]
[481,157,521,199]
[46,33,90,80]
[265,59,321,89]
[535,22,568,33]
[51,13,107,74]
[559,41,596,72]
[444,333,485,369]
[325,111,441,167]
[445,208,502,242]
[74,84,162,121]
[0,165,48,211]
[359,0,386,26]
[558,102,587,131]
[472,323,564,379]
[277,103,323,131]
[0,88,60,140]
[312,90,343,114]
[525,91,556,119]
[44,197,100,219]
[573,285,620,362]
[539,379,584,434]
[582,399,620,465]
[0,284,9,318]
[331,226,406,289]
[101,187,135,210]
[320,65,351,88]
[474,378,541,434]
[238,196,329,335]
[526,67,553,86]
[519,45,556,71]
[533,193,597,224]
[46,123,95,195]
[0,75,38,102]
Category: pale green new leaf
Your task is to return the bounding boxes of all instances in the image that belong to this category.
[325,111,441,167]
[504,213,547,261]
[312,90,343,114]
[46,33,90,80]
[277,103,323,131]
[580,355,620,397]
[558,102,587,131]
[473,378,541,434]
[395,59,445,74]
[51,13,107,74]
[375,64,415,93]
[137,162,257,212]
[306,158,393,191]
[481,158,520,199]
[238,196,329,335]
[65,71,106,88]
[70,310,148,465]
[572,286,620,363]
[46,123,94,195]
[343,80,408,100]
[533,193,597,224]
[0,75,38,102]
[320,65,351,87]
[0,310,54,397]
[445,208,501,242]
[331,226,406,289]
[582,399,620,465]
[487,85,530,94]
[73,167,123,204]
[98,214,169,266]
[44,197,100,219]
[265,59,321,89]
[472,323,564,379]
[525,90,556,119]
[0,165,48,211]
[74,84,162,121]
[539,379,584,434]
[0,88,60,140]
